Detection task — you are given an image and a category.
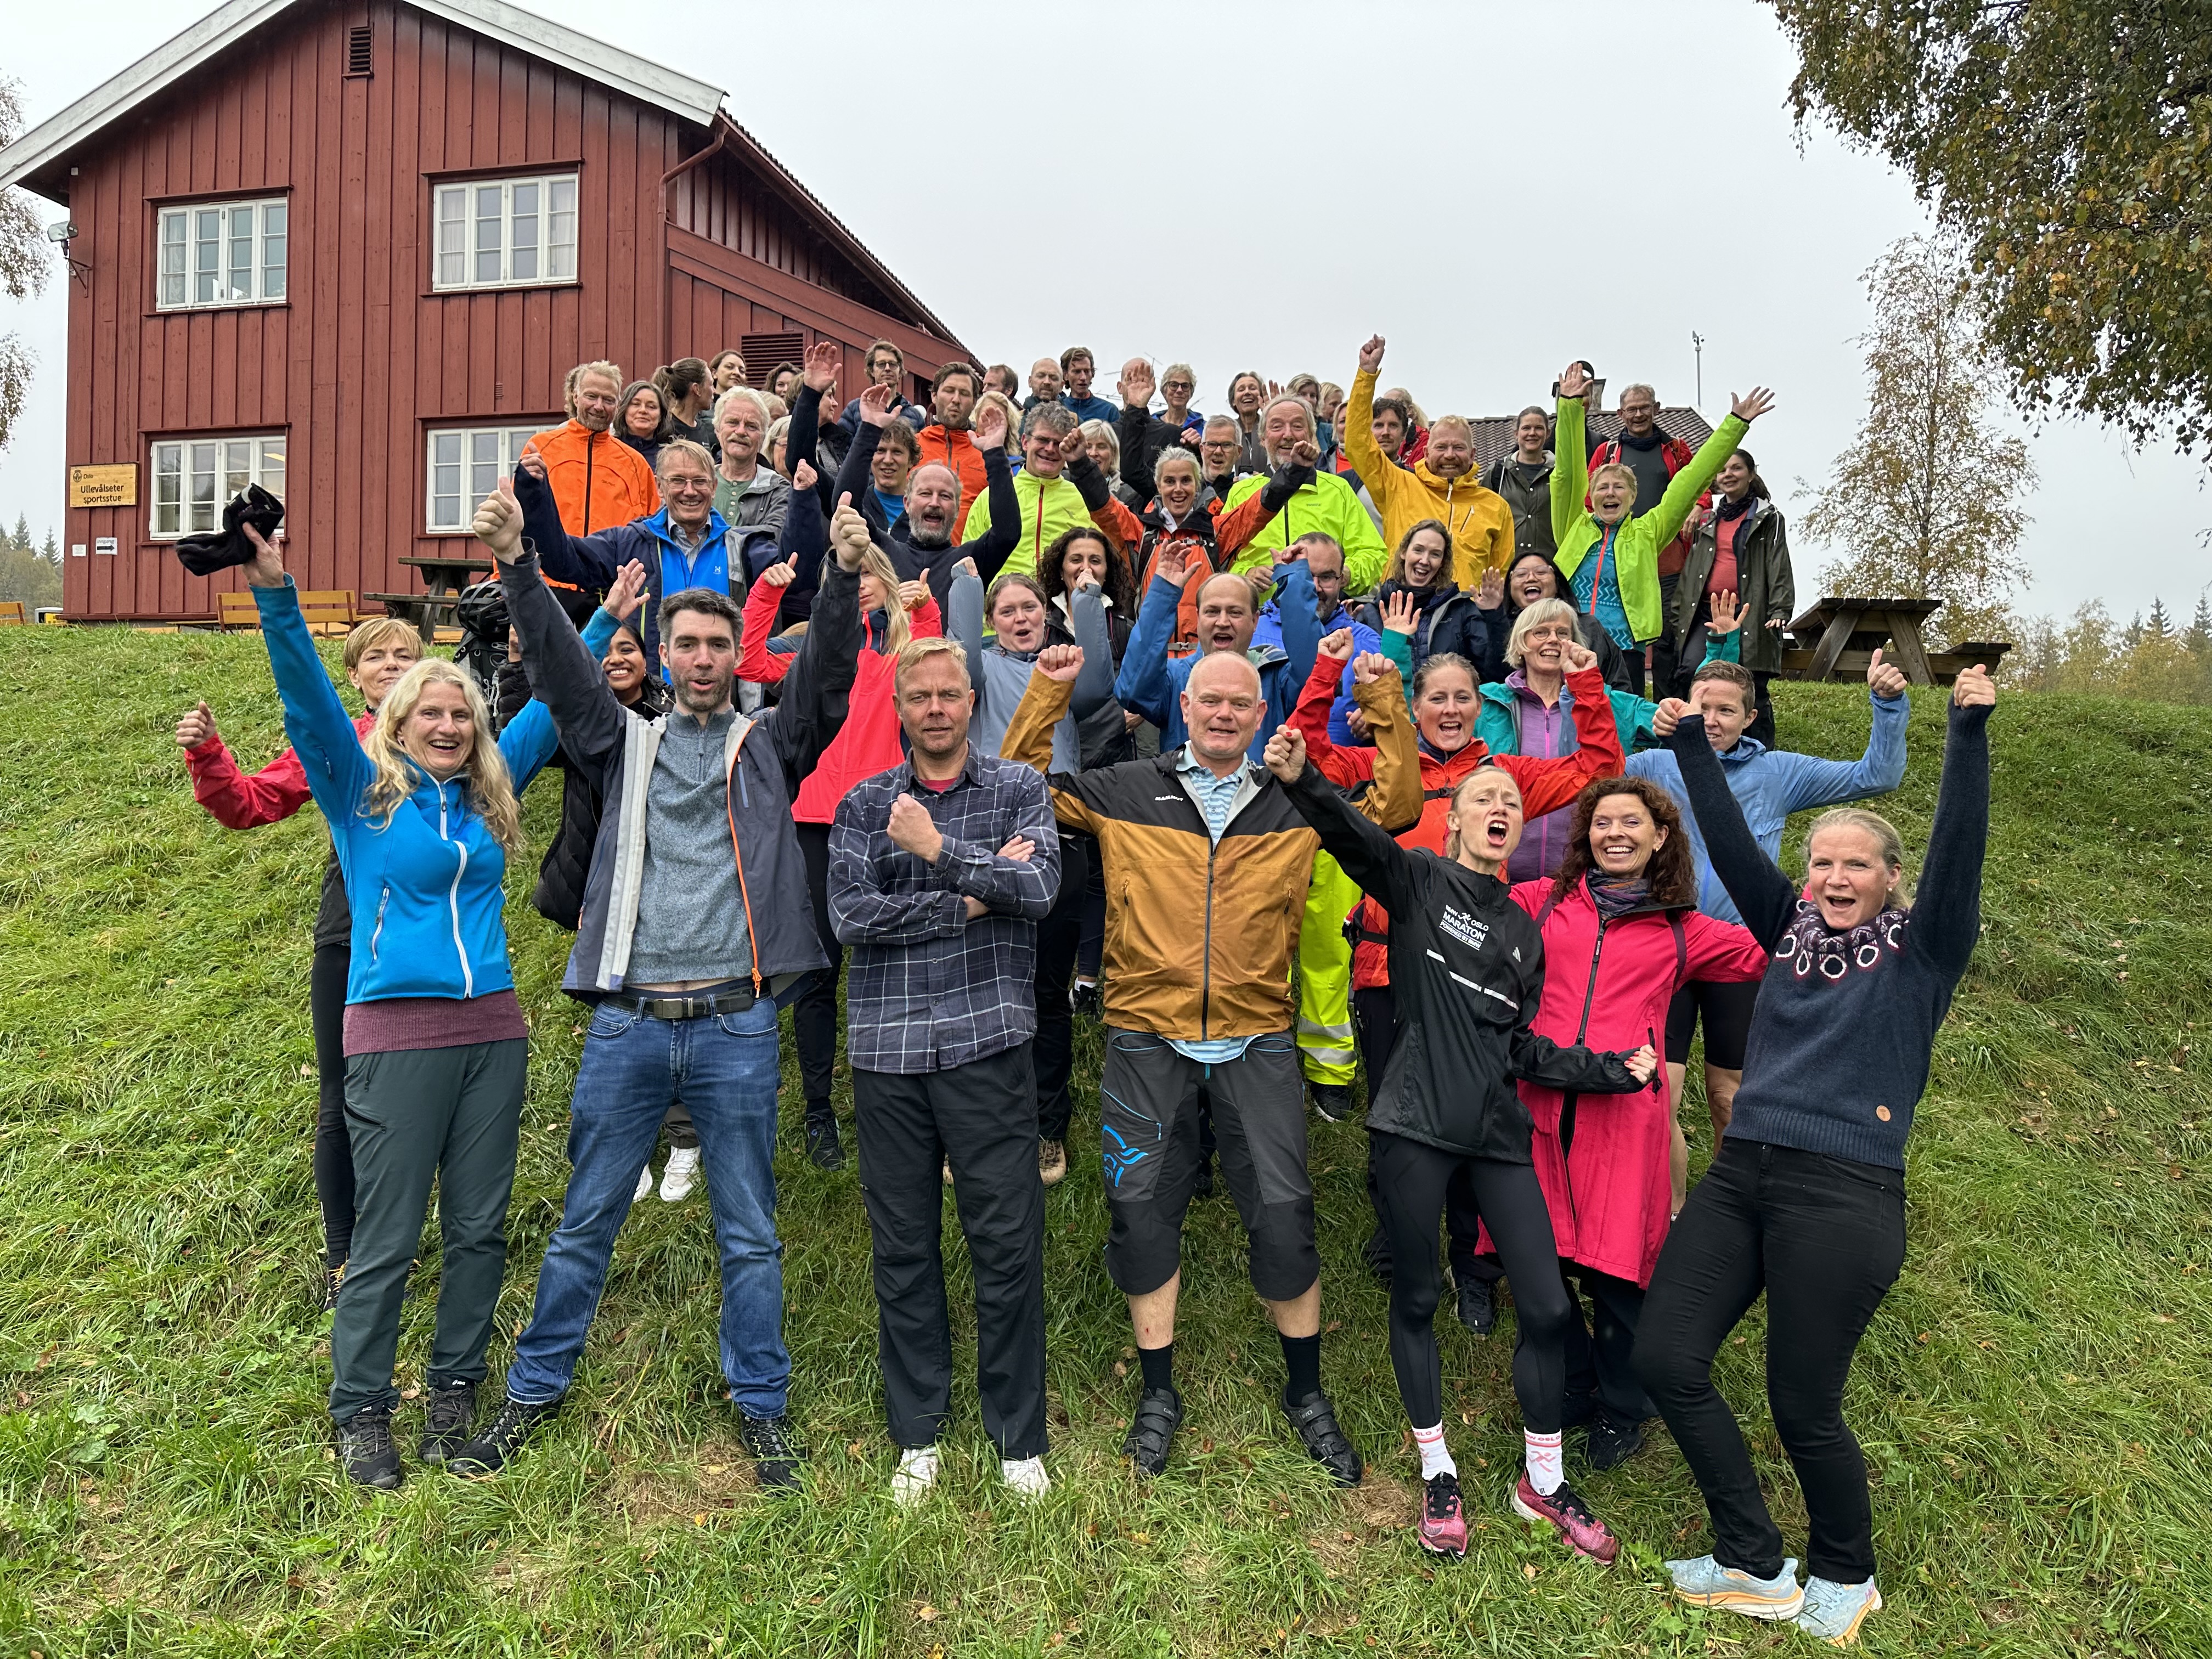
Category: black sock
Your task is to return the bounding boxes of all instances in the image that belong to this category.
[1280,1331,1322,1407]
[1138,1342,1176,1396]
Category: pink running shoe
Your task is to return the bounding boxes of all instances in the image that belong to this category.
[1418,1471,1468,1557]
[1512,1474,1620,1564]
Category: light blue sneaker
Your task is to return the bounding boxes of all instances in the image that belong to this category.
[1796,1576,1882,1646]
[1664,1553,1804,1620]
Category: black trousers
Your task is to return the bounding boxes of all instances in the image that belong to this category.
[793,821,844,1113]
[1369,1130,1572,1432]
[853,1044,1048,1459]
[1076,844,1106,982]
[1355,987,1487,1283]
[1634,1139,1905,1584]
[309,944,357,1267]
[1033,836,1088,1142]
[1562,1263,1651,1426]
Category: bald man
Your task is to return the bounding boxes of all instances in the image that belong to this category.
[1002,639,1421,1486]
[1114,555,1329,762]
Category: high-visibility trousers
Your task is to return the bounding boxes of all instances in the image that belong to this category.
[1295,850,1360,1088]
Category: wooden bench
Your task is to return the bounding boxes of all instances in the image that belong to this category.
[1778,597,2012,687]
[218,589,364,637]
[0,600,26,626]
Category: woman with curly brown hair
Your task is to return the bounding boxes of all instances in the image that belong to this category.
[1498,775,1767,1476]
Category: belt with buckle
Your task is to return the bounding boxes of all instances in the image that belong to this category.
[610,987,758,1022]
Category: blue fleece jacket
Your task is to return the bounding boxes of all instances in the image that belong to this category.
[1253,596,1380,745]
[1626,686,1909,924]
[256,578,599,1004]
[1114,560,1325,758]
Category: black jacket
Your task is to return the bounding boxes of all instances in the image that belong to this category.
[1116,402,1201,503]
[1283,761,1639,1160]
[1361,580,1489,678]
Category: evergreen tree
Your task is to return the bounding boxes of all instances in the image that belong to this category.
[2189,596,2212,659]
[2146,597,2172,640]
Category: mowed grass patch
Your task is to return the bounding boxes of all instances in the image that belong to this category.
[1,623,2208,1656]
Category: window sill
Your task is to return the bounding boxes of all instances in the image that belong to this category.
[147,301,291,319]
[423,279,582,300]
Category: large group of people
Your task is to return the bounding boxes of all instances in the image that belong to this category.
[179,332,1996,1650]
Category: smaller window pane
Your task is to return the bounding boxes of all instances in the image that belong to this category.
[263,201,286,236]
[153,444,182,537]
[189,443,219,534]
[259,437,285,500]
[263,235,286,300]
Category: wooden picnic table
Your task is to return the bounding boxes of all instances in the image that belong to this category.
[1778,596,2010,687]
[373,555,494,645]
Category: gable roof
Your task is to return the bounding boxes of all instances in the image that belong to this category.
[0,0,721,202]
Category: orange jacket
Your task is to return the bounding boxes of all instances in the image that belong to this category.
[524,420,660,537]
[913,423,991,538]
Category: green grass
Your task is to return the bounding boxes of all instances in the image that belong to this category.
[2,625,2209,1657]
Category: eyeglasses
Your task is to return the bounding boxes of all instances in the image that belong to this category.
[1163,380,1193,393]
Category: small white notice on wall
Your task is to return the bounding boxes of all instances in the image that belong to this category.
[94,537,117,556]
[71,543,87,558]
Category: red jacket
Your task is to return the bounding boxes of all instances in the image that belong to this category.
[1586,432,1700,578]
[185,714,379,827]
[1494,879,1765,1285]
[740,578,941,824]
[1289,652,1624,990]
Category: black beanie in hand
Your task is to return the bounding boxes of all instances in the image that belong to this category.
[173,484,286,577]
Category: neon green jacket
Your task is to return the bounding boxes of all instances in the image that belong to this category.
[1222,469,1389,591]
[962,468,1092,577]
[1551,396,1746,646]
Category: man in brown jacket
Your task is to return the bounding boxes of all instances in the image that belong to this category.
[1003,641,1420,1487]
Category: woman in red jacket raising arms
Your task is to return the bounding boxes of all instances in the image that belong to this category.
[176,613,424,1309]
[1502,777,1766,1471]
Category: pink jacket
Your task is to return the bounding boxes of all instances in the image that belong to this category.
[1492,878,1767,1285]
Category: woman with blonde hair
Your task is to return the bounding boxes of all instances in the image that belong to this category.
[740,535,941,1169]
[177,611,424,1310]
[236,524,573,1492]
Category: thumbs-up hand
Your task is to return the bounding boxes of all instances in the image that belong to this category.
[1867,646,1908,700]
[175,701,218,751]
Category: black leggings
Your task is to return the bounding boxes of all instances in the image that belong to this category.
[1032,837,1088,1141]
[1356,987,1488,1282]
[1369,1130,1572,1432]
[793,821,844,1113]
[1634,1139,1905,1584]
[310,944,356,1267]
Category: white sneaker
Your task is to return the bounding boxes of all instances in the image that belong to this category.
[1001,1455,1049,1499]
[659,1145,702,1202]
[891,1444,939,1507]
[633,1163,654,1204]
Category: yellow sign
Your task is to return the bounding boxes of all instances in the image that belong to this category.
[68,464,137,509]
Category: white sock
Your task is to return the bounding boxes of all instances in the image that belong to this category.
[890,1444,939,1506]
[1525,1428,1564,1496]
[1001,1454,1049,1497]
[1413,1421,1456,1480]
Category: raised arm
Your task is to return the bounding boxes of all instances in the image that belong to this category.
[515,459,623,592]
[1342,341,1387,485]
[1111,567,1185,726]
[1002,648,1107,834]
[182,717,315,828]
[1905,685,1994,985]
[479,482,629,781]
[1350,654,1422,830]
[946,567,986,698]
[1288,639,1378,790]
[1117,399,1158,501]
[1662,709,1799,951]
[1494,656,1626,819]
[1775,667,1909,812]
[955,439,1023,589]
[1646,412,1750,548]
[495,605,619,792]
[1551,373,1591,554]
[766,504,867,791]
[1272,556,1327,693]
[1066,583,1119,718]
[238,537,372,820]
[1271,726,1418,917]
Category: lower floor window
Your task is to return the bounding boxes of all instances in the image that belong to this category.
[151,435,286,538]
[427,425,546,530]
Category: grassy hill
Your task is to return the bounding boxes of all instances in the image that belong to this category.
[1,624,2208,1658]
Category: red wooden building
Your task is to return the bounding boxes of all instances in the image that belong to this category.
[0,0,974,622]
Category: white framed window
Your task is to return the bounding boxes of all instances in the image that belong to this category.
[150,435,286,539]
[157,198,287,309]
[426,425,545,531]
[432,174,577,291]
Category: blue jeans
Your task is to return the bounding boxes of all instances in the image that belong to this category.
[505,997,789,1415]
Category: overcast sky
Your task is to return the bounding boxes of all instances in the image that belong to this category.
[3,0,2205,625]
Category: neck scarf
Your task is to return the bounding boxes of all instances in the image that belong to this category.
[1586,872,1652,918]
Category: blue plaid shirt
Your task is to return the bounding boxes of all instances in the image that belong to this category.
[827,748,1061,1074]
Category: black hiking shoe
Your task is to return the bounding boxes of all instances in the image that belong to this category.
[738,1412,805,1493]
[1191,1158,1215,1200]
[1455,1274,1496,1337]
[1121,1386,1182,1478]
[806,1115,845,1170]
[1309,1082,1353,1124]
[1069,980,1102,1021]
[1585,1412,1648,1472]
[319,1260,346,1314]
[445,1396,559,1477]
[417,1379,478,1465]
[1283,1391,1362,1487]
[336,1405,403,1491]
